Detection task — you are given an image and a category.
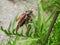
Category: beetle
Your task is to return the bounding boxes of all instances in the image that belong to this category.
[16,10,33,33]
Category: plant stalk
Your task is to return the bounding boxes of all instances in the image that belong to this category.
[42,11,60,45]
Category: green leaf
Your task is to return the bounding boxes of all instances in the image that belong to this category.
[18,38,38,45]
[7,21,12,34]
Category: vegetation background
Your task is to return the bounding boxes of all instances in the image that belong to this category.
[0,0,60,45]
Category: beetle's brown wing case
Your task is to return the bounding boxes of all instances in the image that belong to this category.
[16,13,26,23]
[19,15,28,27]
[16,13,26,32]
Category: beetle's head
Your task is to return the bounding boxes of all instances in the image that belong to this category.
[25,10,32,15]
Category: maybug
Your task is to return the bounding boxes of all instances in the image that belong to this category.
[16,10,33,33]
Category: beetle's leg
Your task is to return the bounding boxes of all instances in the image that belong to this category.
[25,21,28,30]
[16,22,20,33]
[24,15,28,30]
[30,17,33,22]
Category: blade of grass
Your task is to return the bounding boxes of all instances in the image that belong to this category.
[46,7,57,23]
[7,21,12,34]
[11,15,18,31]
[42,11,60,45]
[18,38,38,45]
[0,26,9,35]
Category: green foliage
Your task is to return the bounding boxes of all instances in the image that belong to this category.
[6,35,19,45]
[42,0,60,11]
[19,38,38,45]
[0,0,60,45]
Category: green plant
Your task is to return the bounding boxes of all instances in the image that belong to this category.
[0,0,60,45]
[6,35,19,45]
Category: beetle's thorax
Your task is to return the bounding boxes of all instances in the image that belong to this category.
[25,10,32,15]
